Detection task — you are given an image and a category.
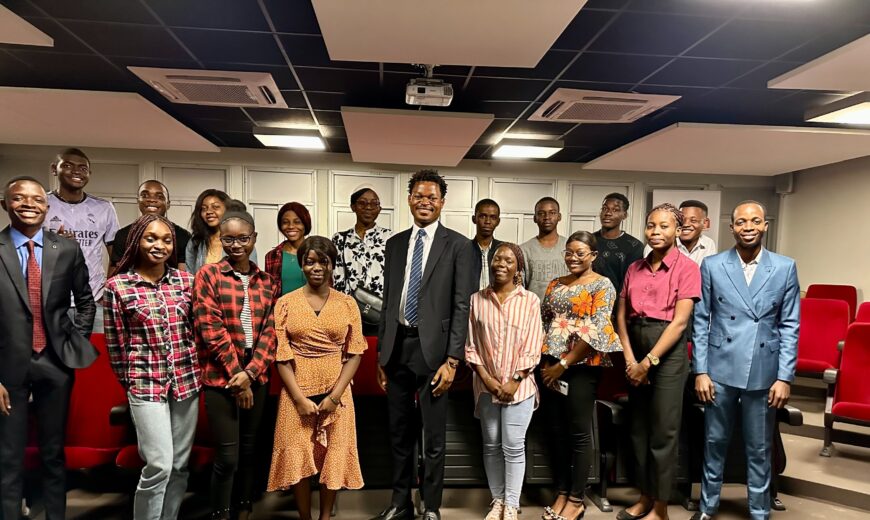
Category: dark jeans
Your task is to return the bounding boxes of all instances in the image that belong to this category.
[204,383,268,517]
[627,318,689,500]
[541,360,601,499]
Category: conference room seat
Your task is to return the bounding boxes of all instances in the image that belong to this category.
[854,302,870,323]
[806,284,858,321]
[821,323,870,457]
[795,298,850,379]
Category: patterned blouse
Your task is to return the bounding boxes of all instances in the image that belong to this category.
[541,276,622,367]
[331,225,392,298]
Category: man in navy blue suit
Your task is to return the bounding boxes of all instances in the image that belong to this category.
[691,201,799,520]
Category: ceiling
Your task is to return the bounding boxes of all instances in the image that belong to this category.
[0,0,868,164]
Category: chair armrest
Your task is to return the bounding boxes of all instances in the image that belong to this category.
[777,405,803,426]
[837,340,845,352]
[823,368,838,385]
[595,399,626,426]
[109,404,130,426]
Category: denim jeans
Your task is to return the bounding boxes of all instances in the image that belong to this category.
[478,395,535,508]
[128,393,199,520]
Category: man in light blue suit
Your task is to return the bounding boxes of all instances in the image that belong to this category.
[691,201,799,520]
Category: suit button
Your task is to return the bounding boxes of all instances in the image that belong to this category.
[727,337,732,342]
[730,316,735,320]
[754,318,759,323]
[760,342,765,348]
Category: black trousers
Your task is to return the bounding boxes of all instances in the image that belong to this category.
[384,328,448,511]
[540,362,601,499]
[627,318,689,500]
[204,383,268,516]
[0,350,73,520]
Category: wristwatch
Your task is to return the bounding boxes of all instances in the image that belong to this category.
[559,359,569,369]
[646,353,660,366]
[512,372,523,383]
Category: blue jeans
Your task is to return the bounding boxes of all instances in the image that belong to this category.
[478,395,535,508]
[128,393,199,520]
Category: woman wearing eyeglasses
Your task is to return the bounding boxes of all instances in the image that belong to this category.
[539,231,622,520]
[193,211,276,520]
[331,188,392,337]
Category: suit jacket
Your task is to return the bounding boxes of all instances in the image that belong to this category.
[378,223,475,371]
[470,237,503,289]
[0,227,97,385]
[692,247,799,391]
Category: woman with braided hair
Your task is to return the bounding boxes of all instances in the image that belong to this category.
[103,213,200,520]
[465,242,543,520]
[615,203,701,520]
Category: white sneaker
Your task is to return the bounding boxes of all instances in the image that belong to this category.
[485,498,505,520]
[504,505,519,520]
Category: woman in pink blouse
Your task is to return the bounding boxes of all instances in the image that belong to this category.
[615,203,701,520]
[466,243,543,520]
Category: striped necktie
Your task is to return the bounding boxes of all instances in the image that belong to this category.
[404,229,426,325]
[27,241,47,353]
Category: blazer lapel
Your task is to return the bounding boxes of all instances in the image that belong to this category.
[391,229,411,295]
[0,227,32,311]
[421,224,448,287]
[41,233,59,306]
[749,248,775,300]
[723,248,757,318]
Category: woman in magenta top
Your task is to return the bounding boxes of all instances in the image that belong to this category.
[615,203,701,520]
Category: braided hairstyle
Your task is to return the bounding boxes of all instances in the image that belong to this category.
[109,214,177,278]
[491,242,526,287]
[646,202,684,228]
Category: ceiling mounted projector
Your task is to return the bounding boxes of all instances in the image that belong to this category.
[405,64,453,107]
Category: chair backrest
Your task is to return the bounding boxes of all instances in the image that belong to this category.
[806,284,858,321]
[855,302,870,323]
[351,336,386,396]
[597,351,628,402]
[797,298,850,370]
[835,323,870,406]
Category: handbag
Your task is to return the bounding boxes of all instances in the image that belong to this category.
[353,286,383,326]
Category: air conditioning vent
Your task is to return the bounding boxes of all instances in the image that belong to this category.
[128,67,288,108]
[530,88,680,124]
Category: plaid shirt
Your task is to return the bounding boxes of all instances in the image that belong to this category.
[264,241,288,298]
[194,259,276,387]
[103,268,201,403]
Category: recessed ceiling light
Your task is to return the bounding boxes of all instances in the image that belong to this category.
[253,126,326,150]
[492,138,563,159]
[806,92,870,126]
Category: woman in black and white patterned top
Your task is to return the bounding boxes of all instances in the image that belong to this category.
[331,188,392,336]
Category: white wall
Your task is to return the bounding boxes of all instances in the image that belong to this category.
[780,155,870,300]
[0,144,780,254]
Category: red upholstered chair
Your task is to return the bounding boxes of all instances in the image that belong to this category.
[821,323,870,457]
[855,302,870,323]
[806,284,858,321]
[795,299,850,379]
[351,336,386,396]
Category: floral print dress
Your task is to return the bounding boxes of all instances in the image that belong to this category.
[541,276,622,366]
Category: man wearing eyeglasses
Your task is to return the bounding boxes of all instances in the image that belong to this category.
[109,180,191,273]
[45,148,120,333]
[592,192,643,299]
[520,197,568,300]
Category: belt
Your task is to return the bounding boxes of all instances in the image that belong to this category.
[398,323,419,337]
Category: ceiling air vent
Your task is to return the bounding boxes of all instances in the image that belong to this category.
[128,67,288,108]
[529,88,680,124]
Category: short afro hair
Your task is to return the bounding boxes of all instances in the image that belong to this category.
[603,192,630,211]
[408,169,447,198]
[474,198,500,214]
[534,196,560,212]
[680,199,708,215]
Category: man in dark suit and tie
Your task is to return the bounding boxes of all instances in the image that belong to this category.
[373,170,475,520]
[0,176,97,520]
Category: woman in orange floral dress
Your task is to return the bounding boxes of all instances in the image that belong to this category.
[538,231,621,520]
[268,236,366,520]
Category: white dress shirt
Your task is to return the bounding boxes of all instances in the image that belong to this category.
[399,220,440,326]
[738,247,763,285]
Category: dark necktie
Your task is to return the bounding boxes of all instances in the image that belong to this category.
[27,240,47,353]
[404,229,426,325]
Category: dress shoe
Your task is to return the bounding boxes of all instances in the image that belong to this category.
[370,505,414,520]
[422,509,441,520]
[616,507,651,520]
[690,513,714,520]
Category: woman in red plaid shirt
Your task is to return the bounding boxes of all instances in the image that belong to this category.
[193,211,276,520]
[104,214,200,520]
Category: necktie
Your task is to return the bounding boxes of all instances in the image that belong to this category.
[27,241,47,353]
[404,229,426,325]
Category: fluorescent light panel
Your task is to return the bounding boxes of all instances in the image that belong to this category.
[253,127,325,150]
[492,138,563,159]
[806,93,870,125]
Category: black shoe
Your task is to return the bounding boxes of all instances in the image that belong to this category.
[422,510,441,520]
[616,507,651,520]
[690,513,714,520]
[370,505,414,520]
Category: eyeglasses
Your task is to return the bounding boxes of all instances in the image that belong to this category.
[563,250,592,260]
[220,234,254,246]
[355,200,381,209]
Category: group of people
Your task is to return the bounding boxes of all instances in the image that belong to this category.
[0,149,798,520]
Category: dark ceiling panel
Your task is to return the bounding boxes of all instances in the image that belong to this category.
[325,137,350,154]
[383,64,470,76]
[585,0,630,10]
[314,110,343,126]
[262,0,322,35]
[463,77,550,102]
[686,18,813,60]
[321,125,346,139]
[741,0,870,26]
[145,0,270,31]
[65,22,186,59]
[169,104,252,122]
[16,17,92,54]
[306,92,351,112]
[643,57,760,87]
[551,9,617,51]
[190,119,253,134]
[246,107,314,127]
[3,0,43,17]
[725,61,800,90]
[214,132,262,148]
[781,26,869,62]
[279,35,377,70]
[471,101,538,120]
[294,68,379,94]
[175,29,286,65]
[474,50,576,80]
[110,56,201,72]
[563,52,671,83]
[7,51,130,90]
[589,12,723,55]
[623,0,741,17]
[27,0,157,24]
